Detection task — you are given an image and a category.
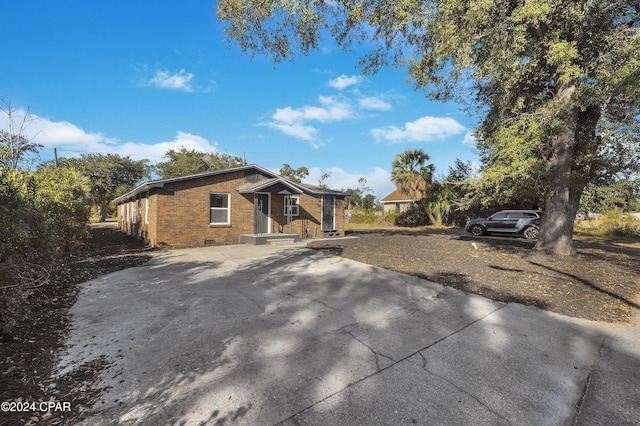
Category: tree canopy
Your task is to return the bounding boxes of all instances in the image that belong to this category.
[391,149,435,203]
[279,163,309,183]
[155,147,245,179]
[1,97,41,169]
[60,154,151,222]
[343,177,375,209]
[218,0,640,255]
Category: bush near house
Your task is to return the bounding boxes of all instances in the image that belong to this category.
[0,167,91,336]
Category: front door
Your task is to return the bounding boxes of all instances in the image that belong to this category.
[254,193,270,234]
[321,195,335,230]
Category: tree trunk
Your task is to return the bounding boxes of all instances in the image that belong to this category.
[98,204,107,222]
[534,80,579,256]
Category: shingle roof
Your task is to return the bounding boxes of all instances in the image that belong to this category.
[236,177,303,194]
[380,187,413,203]
[112,164,346,203]
[297,183,347,196]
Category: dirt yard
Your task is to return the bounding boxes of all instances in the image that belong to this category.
[308,228,640,323]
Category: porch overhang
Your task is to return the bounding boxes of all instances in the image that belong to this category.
[236,178,303,195]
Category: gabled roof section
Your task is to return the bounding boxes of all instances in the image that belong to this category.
[297,183,347,197]
[112,164,279,203]
[380,187,413,203]
[237,177,303,194]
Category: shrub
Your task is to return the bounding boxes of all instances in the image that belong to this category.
[603,221,640,237]
[394,205,430,227]
[0,167,91,336]
[348,210,377,224]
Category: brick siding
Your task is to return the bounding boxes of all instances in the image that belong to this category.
[116,169,344,247]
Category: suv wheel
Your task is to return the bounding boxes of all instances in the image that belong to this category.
[470,225,485,236]
[523,226,538,239]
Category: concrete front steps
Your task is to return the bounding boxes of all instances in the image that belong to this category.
[239,233,300,245]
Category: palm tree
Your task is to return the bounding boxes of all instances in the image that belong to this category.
[391,149,436,222]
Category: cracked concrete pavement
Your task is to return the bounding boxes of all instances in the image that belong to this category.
[56,242,640,425]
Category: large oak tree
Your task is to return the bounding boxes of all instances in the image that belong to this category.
[217,0,640,255]
[61,154,151,222]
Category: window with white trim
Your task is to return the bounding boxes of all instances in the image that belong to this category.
[131,199,137,224]
[144,195,149,224]
[284,196,300,216]
[210,193,230,224]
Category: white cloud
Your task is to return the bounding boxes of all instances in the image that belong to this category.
[273,96,355,124]
[1,109,109,150]
[266,122,318,141]
[265,96,356,146]
[305,166,394,199]
[0,108,220,163]
[328,74,363,90]
[142,69,195,92]
[462,131,477,146]
[370,116,466,143]
[135,67,216,93]
[358,96,392,111]
[116,131,220,161]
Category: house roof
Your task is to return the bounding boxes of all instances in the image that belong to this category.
[380,187,413,203]
[297,183,347,196]
[112,164,346,203]
[237,177,303,194]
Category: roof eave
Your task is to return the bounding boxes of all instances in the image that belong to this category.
[112,182,165,204]
[112,164,280,204]
[237,178,304,194]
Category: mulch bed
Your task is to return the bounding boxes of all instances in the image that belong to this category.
[308,228,640,323]
[0,227,154,426]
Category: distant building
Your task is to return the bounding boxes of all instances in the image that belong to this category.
[380,187,414,214]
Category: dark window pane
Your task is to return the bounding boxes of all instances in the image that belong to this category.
[210,194,228,208]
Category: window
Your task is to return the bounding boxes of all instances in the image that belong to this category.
[284,196,299,216]
[144,196,149,224]
[131,199,137,224]
[210,193,230,224]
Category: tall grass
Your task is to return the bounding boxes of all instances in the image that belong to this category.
[575,213,640,238]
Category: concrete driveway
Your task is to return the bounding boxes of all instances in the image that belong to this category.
[57,242,639,425]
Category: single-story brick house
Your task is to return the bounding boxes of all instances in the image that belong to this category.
[113,164,346,247]
[380,187,414,214]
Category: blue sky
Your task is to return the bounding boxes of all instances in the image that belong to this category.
[1,0,479,199]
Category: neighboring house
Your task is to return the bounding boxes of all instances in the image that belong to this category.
[380,187,414,214]
[113,164,346,247]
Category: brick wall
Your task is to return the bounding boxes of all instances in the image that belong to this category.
[153,171,255,247]
[116,170,345,247]
[270,194,345,238]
